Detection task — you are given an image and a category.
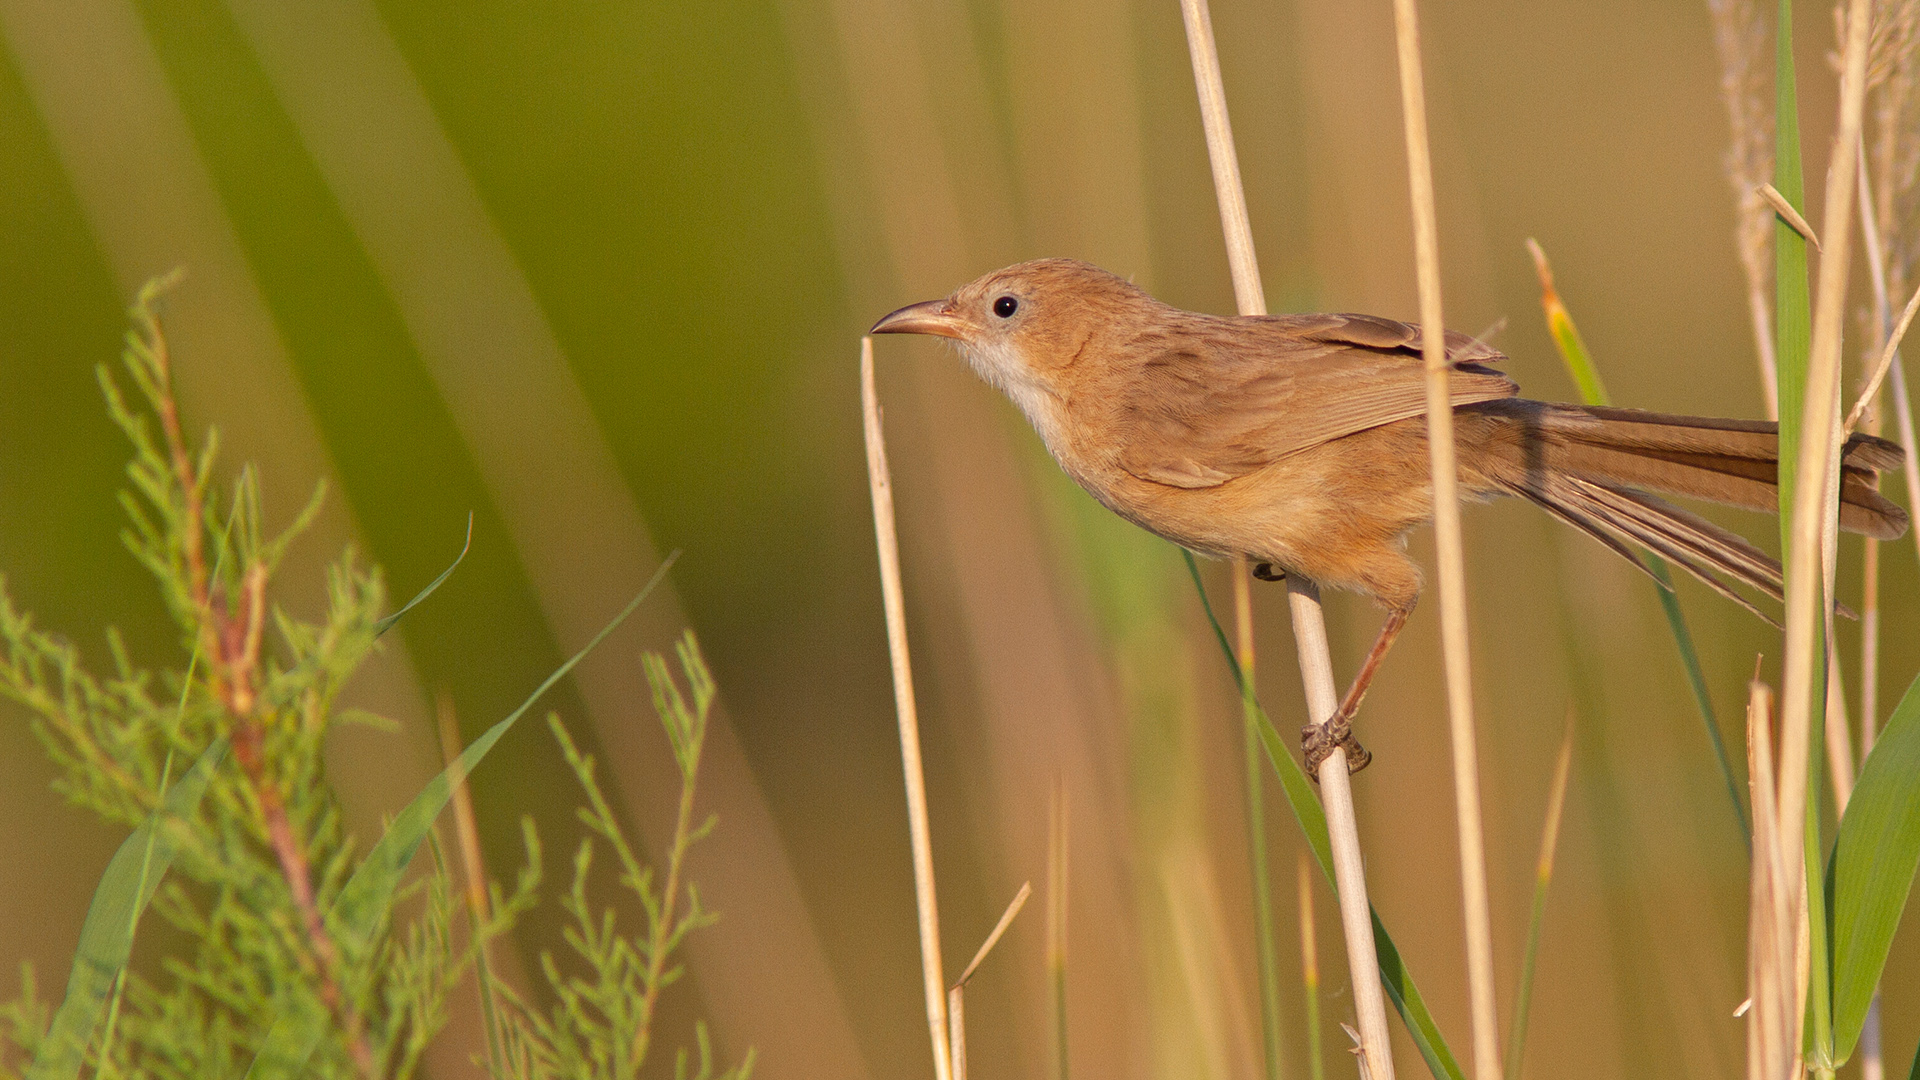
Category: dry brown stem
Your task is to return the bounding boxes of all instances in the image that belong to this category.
[861,338,953,1080]
[1388,1,1502,1075]
[1175,0,1398,1074]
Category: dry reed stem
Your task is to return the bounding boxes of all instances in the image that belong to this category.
[1175,1,1397,1075]
[1775,6,1874,1070]
[1387,1,1501,1076]
[861,338,953,1080]
[1047,779,1069,1080]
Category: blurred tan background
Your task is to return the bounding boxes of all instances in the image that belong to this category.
[0,0,1913,1077]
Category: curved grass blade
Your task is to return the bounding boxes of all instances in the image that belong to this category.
[1828,669,1920,1061]
[28,739,229,1080]
[1184,552,1466,1080]
[374,512,473,637]
[1526,238,1749,848]
[244,552,678,1078]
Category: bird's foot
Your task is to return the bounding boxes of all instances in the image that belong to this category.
[1252,562,1287,581]
[1301,710,1371,778]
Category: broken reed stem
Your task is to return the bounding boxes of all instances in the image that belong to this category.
[861,338,953,1080]
[1388,1,1501,1076]
[947,883,1032,1080]
[1176,1,1396,1075]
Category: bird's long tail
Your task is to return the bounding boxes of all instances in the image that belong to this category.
[1463,399,1910,620]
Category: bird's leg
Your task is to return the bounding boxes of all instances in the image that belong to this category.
[1301,603,1413,777]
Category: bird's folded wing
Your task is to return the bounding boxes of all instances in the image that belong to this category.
[1114,312,1518,489]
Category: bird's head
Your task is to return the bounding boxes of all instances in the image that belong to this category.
[869,258,1153,397]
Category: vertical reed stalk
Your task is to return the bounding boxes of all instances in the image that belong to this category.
[1175,2,1397,1074]
[1048,781,1070,1080]
[1386,2,1501,1076]
[861,338,953,1080]
[1777,2,1872,1073]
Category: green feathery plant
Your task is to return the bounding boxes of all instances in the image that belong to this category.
[0,277,747,1080]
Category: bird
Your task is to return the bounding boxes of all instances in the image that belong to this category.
[869,258,1910,773]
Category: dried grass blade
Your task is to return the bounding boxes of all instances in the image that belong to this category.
[1389,1,1500,1074]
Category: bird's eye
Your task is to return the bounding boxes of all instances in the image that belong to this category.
[992,295,1019,318]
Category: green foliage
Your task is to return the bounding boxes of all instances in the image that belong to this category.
[0,279,742,1080]
[1828,670,1920,1061]
[0,278,536,1080]
[487,634,754,1080]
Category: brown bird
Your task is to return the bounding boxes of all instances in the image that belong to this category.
[870,258,1911,772]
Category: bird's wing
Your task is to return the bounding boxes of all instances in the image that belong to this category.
[1112,312,1519,489]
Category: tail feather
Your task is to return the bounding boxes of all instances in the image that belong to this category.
[1520,472,1780,624]
[1466,399,1911,619]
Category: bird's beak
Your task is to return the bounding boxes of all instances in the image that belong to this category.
[870,299,971,341]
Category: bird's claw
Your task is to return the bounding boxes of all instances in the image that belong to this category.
[1252,562,1287,581]
[1301,711,1371,778]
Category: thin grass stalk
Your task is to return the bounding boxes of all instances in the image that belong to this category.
[861,338,953,1080]
[1175,2,1396,1076]
[1504,715,1573,1080]
[1387,2,1501,1076]
[1232,558,1285,1080]
[1747,679,1791,1080]
[1855,101,1894,1080]
[1778,3,1873,1071]
[1825,653,1856,810]
[1854,146,1920,569]
[1048,779,1069,1080]
[1297,853,1325,1080]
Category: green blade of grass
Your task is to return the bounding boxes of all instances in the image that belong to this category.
[373,512,473,637]
[1770,2,1835,1061]
[1827,670,1920,1061]
[1184,553,1465,1080]
[1525,239,1750,848]
[28,739,229,1080]
[243,554,677,1078]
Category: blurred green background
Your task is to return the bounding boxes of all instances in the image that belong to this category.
[0,0,1915,1077]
